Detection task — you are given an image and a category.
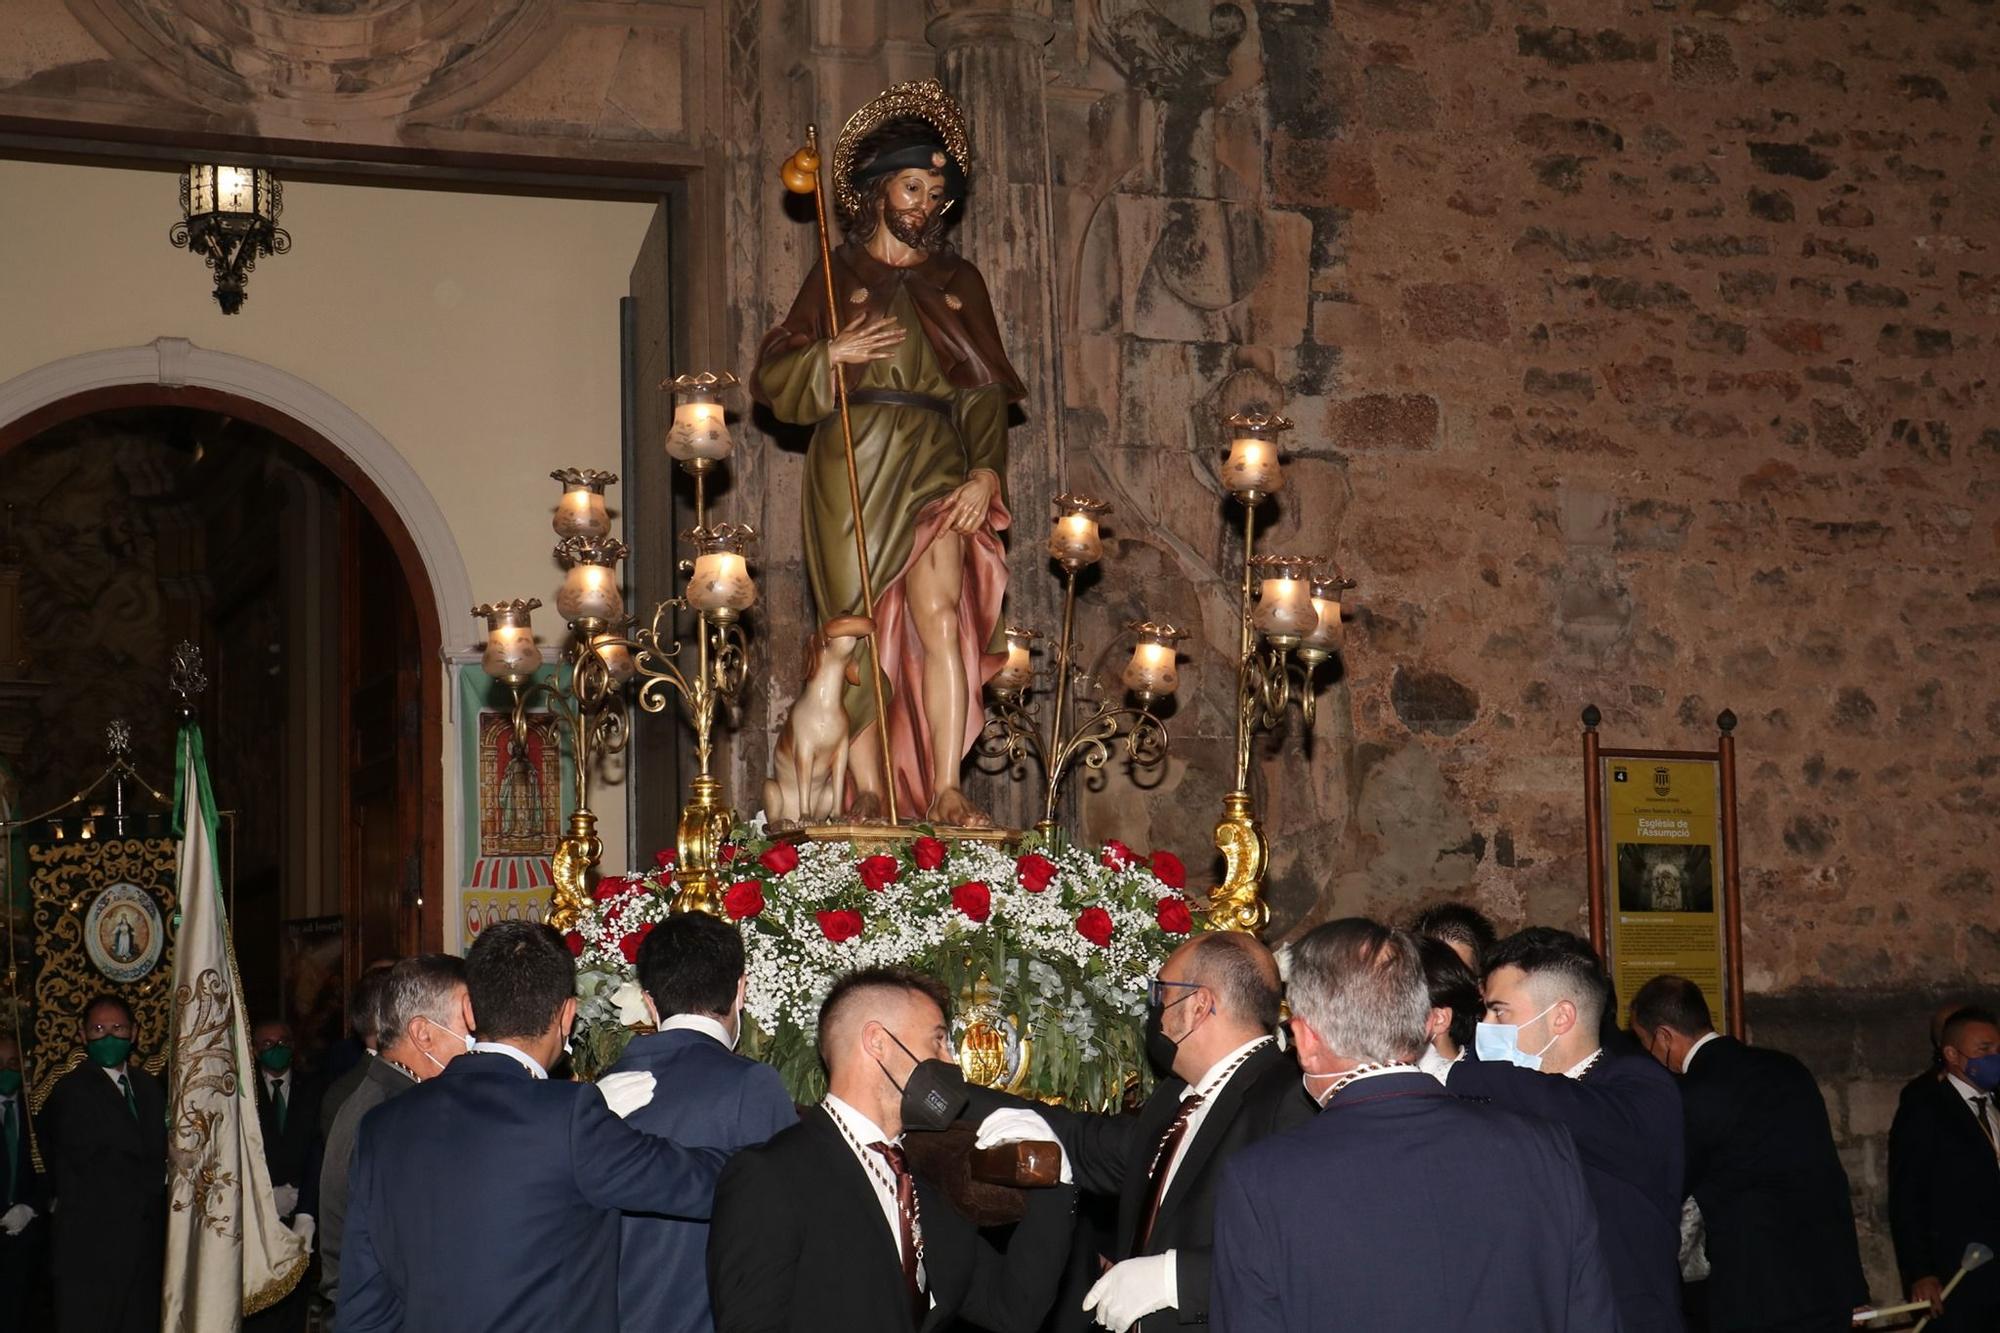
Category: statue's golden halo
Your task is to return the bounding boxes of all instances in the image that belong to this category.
[831,78,973,223]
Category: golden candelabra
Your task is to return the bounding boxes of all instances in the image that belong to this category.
[1212,413,1354,934]
[474,373,756,928]
[978,495,1186,842]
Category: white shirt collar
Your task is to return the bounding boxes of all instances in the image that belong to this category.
[1184,1035,1273,1100]
[1948,1072,1989,1104]
[264,1066,292,1089]
[823,1092,896,1146]
[472,1040,548,1079]
[101,1063,131,1086]
[1681,1032,1722,1074]
[659,1013,734,1048]
[1561,1048,1604,1080]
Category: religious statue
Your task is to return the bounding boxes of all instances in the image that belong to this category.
[756,81,1023,827]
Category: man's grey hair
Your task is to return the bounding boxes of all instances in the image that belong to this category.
[377,954,468,1049]
[1286,918,1429,1065]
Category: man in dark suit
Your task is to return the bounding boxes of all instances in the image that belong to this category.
[1213,918,1613,1330]
[0,1029,50,1328]
[607,912,795,1333]
[1631,974,1865,1331]
[971,931,1313,1331]
[318,954,472,1316]
[1447,926,1684,1333]
[320,959,398,1140]
[337,921,728,1333]
[1889,1004,2000,1329]
[707,965,1077,1333]
[248,1014,322,1333]
[38,993,168,1333]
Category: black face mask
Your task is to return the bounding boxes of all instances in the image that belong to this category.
[876,1029,969,1133]
[1144,990,1205,1077]
[1144,1005,1180,1077]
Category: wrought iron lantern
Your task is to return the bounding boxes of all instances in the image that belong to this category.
[169,165,291,315]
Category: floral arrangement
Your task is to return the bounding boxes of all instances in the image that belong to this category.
[567,830,1201,1107]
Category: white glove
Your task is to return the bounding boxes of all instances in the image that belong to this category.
[289,1212,316,1254]
[1082,1252,1177,1332]
[0,1203,34,1236]
[595,1070,657,1119]
[271,1183,300,1217]
[973,1107,1073,1184]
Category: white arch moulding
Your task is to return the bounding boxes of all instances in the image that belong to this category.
[0,336,476,908]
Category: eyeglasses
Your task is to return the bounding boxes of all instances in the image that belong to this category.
[1147,978,1204,1009]
[84,1022,134,1038]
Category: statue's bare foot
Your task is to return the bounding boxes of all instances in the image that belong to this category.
[847,792,890,824]
[928,787,993,828]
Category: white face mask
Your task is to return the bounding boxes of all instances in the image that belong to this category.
[419,1016,475,1073]
[1474,1002,1561,1071]
[1301,1068,1341,1108]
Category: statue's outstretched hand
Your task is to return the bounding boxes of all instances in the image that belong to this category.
[944,471,999,533]
[828,314,904,366]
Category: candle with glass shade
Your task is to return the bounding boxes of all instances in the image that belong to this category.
[978,495,1183,840]
[472,372,759,925]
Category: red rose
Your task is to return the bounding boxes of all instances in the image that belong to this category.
[724,880,765,921]
[758,842,801,874]
[817,909,864,943]
[1076,906,1115,948]
[951,880,992,923]
[859,854,901,891]
[591,876,627,902]
[1156,895,1195,935]
[1150,850,1186,890]
[913,836,948,871]
[1016,853,1058,893]
[564,931,585,957]
[653,847,677,868]
[719,843,739,863]
[1102,840,1135,869]
[618,920,656,963]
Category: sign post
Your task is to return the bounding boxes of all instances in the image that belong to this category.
[1582,706,1745,1037]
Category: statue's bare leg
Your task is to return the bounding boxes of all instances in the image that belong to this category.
[909,532,991,827]
[847,728,889,822]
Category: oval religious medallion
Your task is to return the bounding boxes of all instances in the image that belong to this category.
[83,882,166,984]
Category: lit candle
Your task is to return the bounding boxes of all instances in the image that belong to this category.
[993,627,1038,692]
[550,469,614,540]
[1122,622,1188,701]
[475,599,543,683]
[590,632,637,685]
[1222,436,1281,497]
[667,400,733,464]
[688,552,756,615]
[1048,495,1109,569]
[664,372,741,469]
[1220,411,1293,501]
[1252,559,1319,646]
[557,562,624,625]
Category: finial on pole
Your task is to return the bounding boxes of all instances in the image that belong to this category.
[169,641,208,721]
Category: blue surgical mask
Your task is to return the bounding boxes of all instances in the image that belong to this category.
[1966,1052,2000,1092]
[1474,1002,1560,1070]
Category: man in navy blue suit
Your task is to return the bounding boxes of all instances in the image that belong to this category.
[606,911,796,1333]
[1447,927,1685,1333]
[337,921,729,1333]
[1212,918,1613,1330]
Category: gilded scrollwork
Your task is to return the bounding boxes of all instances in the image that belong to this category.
[165,968,241,1240]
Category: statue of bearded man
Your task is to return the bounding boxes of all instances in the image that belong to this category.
[754,86,1021,826]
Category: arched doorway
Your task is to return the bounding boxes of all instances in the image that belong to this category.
[0,342,461,1025]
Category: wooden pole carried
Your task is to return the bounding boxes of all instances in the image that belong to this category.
[782,125,898,823]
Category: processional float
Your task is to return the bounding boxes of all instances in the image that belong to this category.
[470,81,1356,1107]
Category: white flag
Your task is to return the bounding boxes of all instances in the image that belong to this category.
[161,724,309,1329]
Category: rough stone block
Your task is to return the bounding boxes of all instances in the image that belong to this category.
[1516,26,1659,65]
[1328,393,1440,451]
[1402,283,1509,345]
